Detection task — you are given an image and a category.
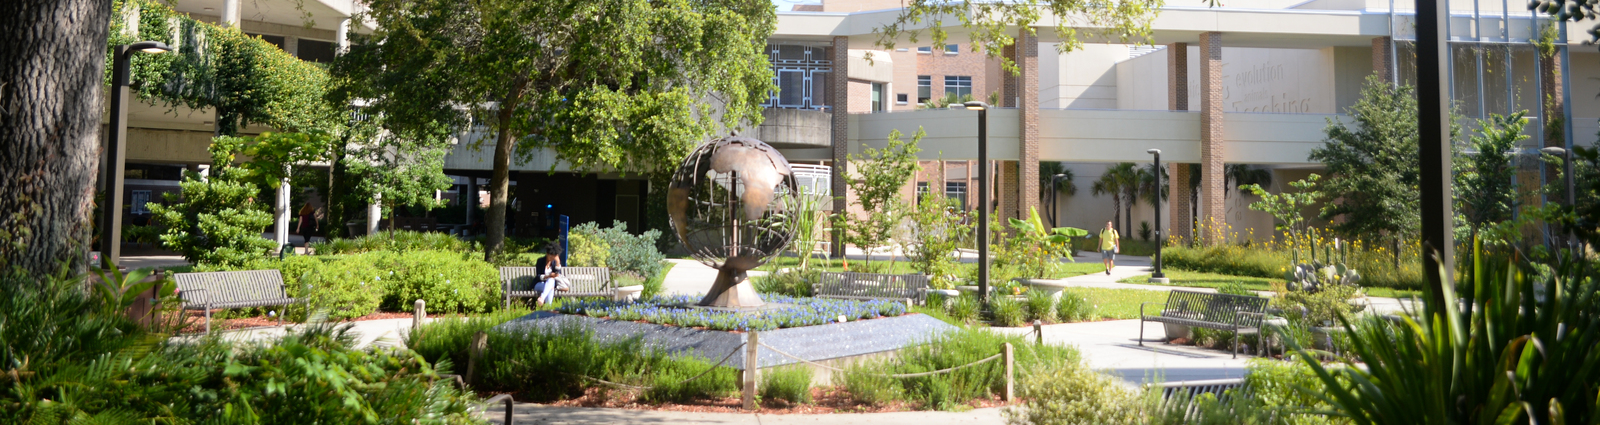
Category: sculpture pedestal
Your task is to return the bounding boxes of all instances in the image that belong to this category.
[699,267,765,308]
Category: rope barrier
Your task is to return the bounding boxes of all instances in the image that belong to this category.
[535,342,747,391]
[755,341,1003,378]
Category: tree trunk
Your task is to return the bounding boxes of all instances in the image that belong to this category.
[0,0,111,279]
[483,77,528,262]
[326,144,347,238]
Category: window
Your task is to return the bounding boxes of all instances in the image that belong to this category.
[944,44,959,54]
[917,76,931,103]
[896,93,908,105]
[870,82,884,112]
[763,42,834,110]
[944,75,972,98]
[777,69,806,107]
[916,182,930,204]
[131,190,151,214]
[297,39,336,63]
[945,182,968,210]
[917,46,931,54]
[247,33,286,50]
[895,48,909,52]
[809,70,830,108]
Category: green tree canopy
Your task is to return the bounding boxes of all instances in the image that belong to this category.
[331,0,777,259]
[873,0,1182,72]
[1310,76,1459,246]
[1453,111,1529,246]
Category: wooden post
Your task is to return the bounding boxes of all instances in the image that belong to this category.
[1002,342,1015,402]
[1033,320,1043,345]
[467,331,488,385]
[413,299,426,330]
[743,331,759,410]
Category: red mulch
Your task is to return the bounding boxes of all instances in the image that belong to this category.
[173,310,433,334]
[516,386,1011,414]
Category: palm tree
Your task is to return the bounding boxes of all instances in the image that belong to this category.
[1225,164,1273,199]
[1040,162,1075,227]
[1092,163,1139,235]
[1138,163,1169,208]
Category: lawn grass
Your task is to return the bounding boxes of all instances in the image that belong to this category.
[1066,288,1173,320]
[1115,269,1420,299]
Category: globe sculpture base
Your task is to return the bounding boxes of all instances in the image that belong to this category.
[698,267,765,309]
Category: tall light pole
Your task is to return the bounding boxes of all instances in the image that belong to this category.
[1147,149,1167,283]
[1415,0,1453,312]
[964,101,990,307]
[1542,146,1576,250]
[1049,174,1067,228]
[100,41,172,269]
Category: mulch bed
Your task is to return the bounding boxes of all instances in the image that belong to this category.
[514,387,1011,414]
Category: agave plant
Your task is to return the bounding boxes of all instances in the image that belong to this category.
[1284,261,1360,293]
[1294,239,1600,424]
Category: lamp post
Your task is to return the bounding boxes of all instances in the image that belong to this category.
[1049,174,1068,228]
[100,41,172,269]
[1542,146,1576,250]
[964,101,990,307]
[1147,149,1167,283]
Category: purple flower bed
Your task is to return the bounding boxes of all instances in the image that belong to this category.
[553,294,909,332]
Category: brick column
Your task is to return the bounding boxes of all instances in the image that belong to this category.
[1017,29,1040,221]
[1372,37,1393,83]
[1169,163,1192,243]
[1167,43,1188,111]
[1198,32,1226,245]
[1002,44,1019,107]
[999,161,1019,221]
[1166,42,1191,242]
[830,36,849,258]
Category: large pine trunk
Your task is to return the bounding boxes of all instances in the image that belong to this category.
[0,0,111,278]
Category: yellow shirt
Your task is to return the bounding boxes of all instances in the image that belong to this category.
[1099,228,1119,251]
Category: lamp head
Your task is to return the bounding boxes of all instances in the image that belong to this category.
[1147,149,1161,155]
[127,41,172,55]
[1541,147,1569,156]
[963,101,989,110]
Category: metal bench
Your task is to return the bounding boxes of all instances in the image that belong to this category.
[501,266,613,308]
[813,272,930,304]
[174,270,302,334]
[1148,378,1249,422]
[1140,290,1269,358]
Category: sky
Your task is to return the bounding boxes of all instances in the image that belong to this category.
[769,0,813,12]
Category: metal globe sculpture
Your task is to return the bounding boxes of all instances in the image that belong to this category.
[667,135,799,308]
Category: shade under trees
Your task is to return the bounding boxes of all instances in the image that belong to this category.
[333,0,777,261]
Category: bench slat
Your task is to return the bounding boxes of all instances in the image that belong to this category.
[813,272,929,303]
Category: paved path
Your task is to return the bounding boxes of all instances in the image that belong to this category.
[485,404,1004,425]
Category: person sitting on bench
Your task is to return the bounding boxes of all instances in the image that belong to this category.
[533,245,569,307]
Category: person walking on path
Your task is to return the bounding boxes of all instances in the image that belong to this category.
[1098,221,1119,275]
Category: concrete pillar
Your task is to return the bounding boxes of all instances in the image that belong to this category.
[337,18,352,54]
[1198,32,1226,245]
[221,0,241,28]
[284,36,300,57]
[367,191,382,236]
[1167,43,1192,243]
[830,36,849,258]
[1017,29,1041,220]
[1372,37,1394,83]
[275,178,290,249]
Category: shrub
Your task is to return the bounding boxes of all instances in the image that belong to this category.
[384,250,502,314]
[291,254,389,320]
[898,329,1078,410]
[482,323,738,402]
[1024,290,1056,323]
[567,231,610,267]
[148,173,276,267]
[309,230,477,255]
[761,365,815,405]
[405,308,532,376]
[1217,281,1257,297]
[754,268,816,297]
[1003,355,1145,425]
[836,360,902,405]
[1055,289,1096,322]
[572,220,665,279]
[990,295,1026,327]
[641,261,673,299]
[1162,238,1423,291]
[948,292,981,324]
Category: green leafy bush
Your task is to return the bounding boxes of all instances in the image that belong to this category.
[148,172,276,267]
[761,365,815,405]
[1217,282,1257,297]
[291,254,388,320]
[309,230,478,255]
[1163,239,1423,291]
[1055,289,1096,322]
[572,221,666,279]
[754,268,817,297]
[835,360,902,405]
[1003,356,1145,425]
[990,295,1026,327]
[405,308,532,377]
[641,261,674,299]
[567,231,611,267]
[384,250,501,314]
[948,292,981,324]
[481,324,738,402]
[1024,290,1056,323]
